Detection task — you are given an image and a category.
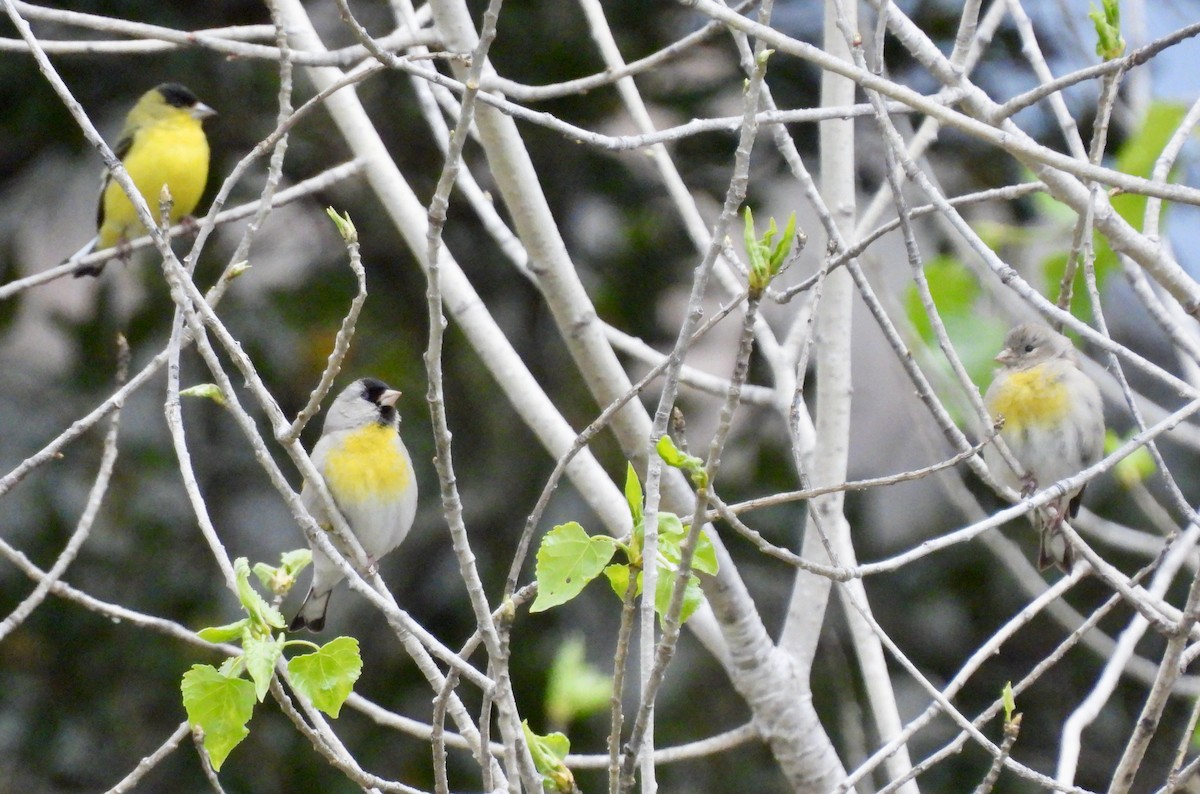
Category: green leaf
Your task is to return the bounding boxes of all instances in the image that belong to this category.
[1088,0,1124,60]
[243,633,285,702]
[656,435,687,468]
[656,436,707,488]
[604,562,704,626]
[233,558,285,630]
[767,212,798,273]
[180,383,226,406]
[654,516,700,570]
[692,530,719,576]
[253,549,312,596]
[603,564,637,601]
[287,636,362,718]
[522,721,575,794]
[654,566,704,626]
[635,512,685,564]
[656,512,687,548]
[251,563,274,592]
[280,549,312,571]
[743,208,799,293]
[624,463,643,524]
[523,720,570,764]
[197,619,249,644]
[530,522,619,612]
[181,664,256,771]
[743,206,758,270]
[545,636,613,727]
[1002,681,1016,723]
[654,516,717,576]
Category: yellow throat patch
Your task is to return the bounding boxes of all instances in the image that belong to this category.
[323,424,410,503]
[989,363,1071,432]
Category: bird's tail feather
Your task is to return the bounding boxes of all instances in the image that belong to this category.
[1038,523,1075,573]
[65,236,102,278]
[289,587,332,632]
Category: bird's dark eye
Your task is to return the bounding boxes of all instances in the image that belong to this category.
[360,378,389,405]
[1024,344,1035,353]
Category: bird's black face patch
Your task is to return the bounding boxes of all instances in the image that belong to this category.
[157,83,199,109]
[360,378,397,426]
[360,378,391,404]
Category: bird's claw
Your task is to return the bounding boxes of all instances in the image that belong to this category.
[1020,475,1038,499]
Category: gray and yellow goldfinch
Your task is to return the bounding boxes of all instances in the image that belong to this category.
[290,378,418,632]
[984,323,1104,572]
[72,83,215,277]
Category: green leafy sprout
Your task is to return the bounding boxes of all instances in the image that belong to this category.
[181,554,362,771]
[743,207,798,296]
[179,383,227,406]
[523,721,576,794]
[656,435,707,490]
[325,206,358,243]
[1088,0,1125,60]
[530,460,718,626]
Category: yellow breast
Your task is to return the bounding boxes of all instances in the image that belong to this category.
[323,425,411,503]
[988,363,1071,432]
[99,117,210,248]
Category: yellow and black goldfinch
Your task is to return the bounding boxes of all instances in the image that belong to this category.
[984,323,1104,572]
[71,83,215,277]
[290,378,418,632]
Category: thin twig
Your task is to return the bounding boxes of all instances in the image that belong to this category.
[618,22,773,792]
[105,722,191,794]
[0,336,128,640]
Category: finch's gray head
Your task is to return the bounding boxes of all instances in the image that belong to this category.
[995,323,1077,370]
[322,377,402,434]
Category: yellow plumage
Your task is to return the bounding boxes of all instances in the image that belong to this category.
[291,378,418,632]
[323,424,413,504]
[74,83,215,276]
[982,323,1105,572]
[98,84,213,249]
[985,363,1071,432]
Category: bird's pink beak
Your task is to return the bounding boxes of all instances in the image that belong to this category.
[379,389,402,408]
[995,349,1015,364]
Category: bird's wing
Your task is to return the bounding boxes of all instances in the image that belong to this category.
[96,128,137,230]
[299,436,333,528]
